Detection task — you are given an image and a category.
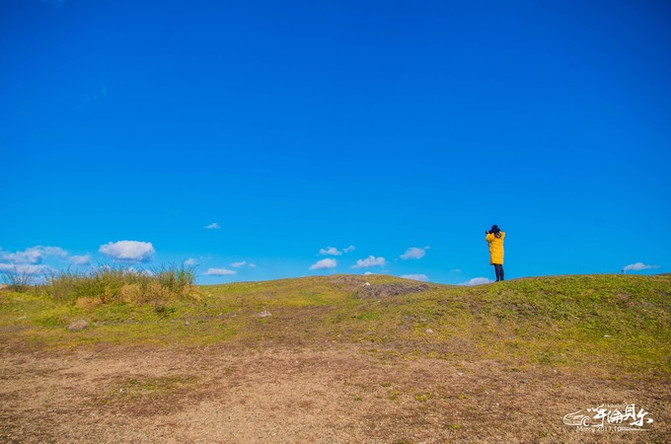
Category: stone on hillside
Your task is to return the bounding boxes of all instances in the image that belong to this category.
[259,311,272,318]
[357,282,429,299]
[67,319,89,331]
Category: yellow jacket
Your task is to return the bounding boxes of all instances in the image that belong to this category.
[485,231,505,265]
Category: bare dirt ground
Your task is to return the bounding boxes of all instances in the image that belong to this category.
[1,343,668,443]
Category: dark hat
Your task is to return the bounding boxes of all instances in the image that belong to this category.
[491,225,500,232]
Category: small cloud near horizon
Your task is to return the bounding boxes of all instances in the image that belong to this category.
[204,222,221,230]
[124,267,153,277]
[460,277,492,286]
[69,255,91,266]
[0,263,55,276]
[184,258,198,266]
[98,241,155,263]
[401,274,429,282]
[310,258,337,270]
[1,246,67,265]
[622,262,659,272]
[352,255,387,269]
[400,246,430,260]
[344,245,355,253]
[231,261,256,269]
[204,267,236,276]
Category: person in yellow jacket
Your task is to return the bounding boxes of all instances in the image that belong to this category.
[485,224,505,281]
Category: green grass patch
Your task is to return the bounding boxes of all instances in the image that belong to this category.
[47,264,195,305]
[111,375,197,398]
[1,273,669,377]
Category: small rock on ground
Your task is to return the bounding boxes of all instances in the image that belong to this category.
[67,319,89,331]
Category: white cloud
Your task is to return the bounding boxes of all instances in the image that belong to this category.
[460,277,492,286]
[231,261,256,268]
[98,241,155,263]
[401,274,429,282]
[125,267,153,276]
[1,246,67,265]
[400,246,430,260]
[363,271,374,275]
[204,222,221,230]
[42,0,65,9]
[40,246,68,258]
[319,245,356,255]
[622,262,659,272]
[81,85,107,108]
[184,258,198,266]
[0,263,54,276]
[352,256,387,269]
[319,246,342,256]
[450,268,462,273]
[69,255,91,266]
[204,268,237,276]
[309,258,337,270]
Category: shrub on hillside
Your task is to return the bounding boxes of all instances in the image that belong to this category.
[48,264,195,305]
[0,267,33,292]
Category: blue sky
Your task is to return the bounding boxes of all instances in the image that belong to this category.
[1,0,669,284]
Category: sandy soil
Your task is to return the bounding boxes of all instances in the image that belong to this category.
[1,343,668,443]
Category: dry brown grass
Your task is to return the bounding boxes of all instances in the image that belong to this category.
[0,344,668,443]
[75,296,103,310]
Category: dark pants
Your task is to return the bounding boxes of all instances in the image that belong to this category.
[493,264,504,281]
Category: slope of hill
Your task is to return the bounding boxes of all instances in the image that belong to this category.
[2,273,668,374]
[1,274,669,442]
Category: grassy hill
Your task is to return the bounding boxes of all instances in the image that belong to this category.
[1,273,669,375]
[2,273,670,443]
